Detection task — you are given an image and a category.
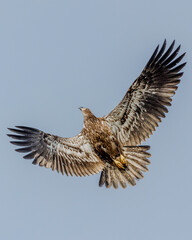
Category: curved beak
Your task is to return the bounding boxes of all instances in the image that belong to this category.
[79,107,83,111]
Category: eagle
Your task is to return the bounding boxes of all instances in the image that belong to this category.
[8,40,186,189]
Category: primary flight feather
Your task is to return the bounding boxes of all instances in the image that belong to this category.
[8,40,186,189]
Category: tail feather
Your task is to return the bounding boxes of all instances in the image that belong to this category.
[111,170,118,189]
[99,170,105,187]
[105,167,112,188]
[128,165,144,179]
[122,170,136,186]
[99,145,151,189]
[114,168,127,188]
[99,165,128,189]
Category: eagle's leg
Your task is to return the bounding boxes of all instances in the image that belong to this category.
[114,159,124,169]
[120,154,128,166]
[114,154,128,169]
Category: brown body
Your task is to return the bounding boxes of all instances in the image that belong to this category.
[81,108,120,163]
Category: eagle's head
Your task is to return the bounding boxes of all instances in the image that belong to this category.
[79,107,91,115]
[79,107,96,120]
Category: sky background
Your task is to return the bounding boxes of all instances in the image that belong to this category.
[1,1,192,240]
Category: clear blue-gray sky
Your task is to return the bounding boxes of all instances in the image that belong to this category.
[1,1,191,240]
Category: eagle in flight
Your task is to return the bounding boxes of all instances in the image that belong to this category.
[8,40,186,189]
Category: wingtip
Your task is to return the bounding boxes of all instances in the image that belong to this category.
[15,126,26,129]
[7,128,16,132]
[15,148,21,152]
[176,44,181,52]
[170,40,175,48]
[8,126,20,130]
[155,44,160,51]
[142,145,151,150]
[15,126,40,132]
[179,52,186,59]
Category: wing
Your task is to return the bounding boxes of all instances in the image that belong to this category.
[8,126,104,176]
[104,40,186,145]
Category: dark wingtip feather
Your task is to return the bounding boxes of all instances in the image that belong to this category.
[15,146,33,153]
[23,151,37,159]
[10,141,32,146]
[143,145,150,150]
[8,128,15,132]
[15,126,39,132]
[166,52,186,69]
[182,62,187,68]
[162,39,167,50]
[170,62,186,73]
[157,40,176,65]
[7,134,32,140]
[7,128,29,135]
[152,39,167,64]
[162,39,167,49]
[145,44,159,68]
[171,40,175,47]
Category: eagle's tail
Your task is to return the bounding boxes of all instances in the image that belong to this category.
[99,146,151,189]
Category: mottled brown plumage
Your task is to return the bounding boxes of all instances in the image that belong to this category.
[8,40,186,189]
[81,108,120,161]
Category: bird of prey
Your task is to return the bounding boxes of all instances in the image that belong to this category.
[8,40,186,189]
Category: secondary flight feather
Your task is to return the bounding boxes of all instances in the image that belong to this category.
[8,40,186,189]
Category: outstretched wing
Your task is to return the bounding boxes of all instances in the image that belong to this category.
[8,126,104,176]
[104,40,186,146]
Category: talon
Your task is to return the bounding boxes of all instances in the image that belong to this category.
[114,155,128,169]
[114,159,124,169]
[120,154,128,166]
